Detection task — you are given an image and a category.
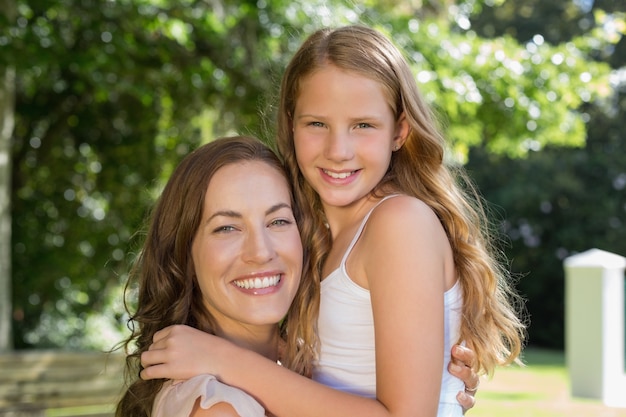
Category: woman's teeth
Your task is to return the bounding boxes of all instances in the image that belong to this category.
[234,275,281,289]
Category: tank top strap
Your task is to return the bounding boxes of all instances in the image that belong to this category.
[339,195,400,267]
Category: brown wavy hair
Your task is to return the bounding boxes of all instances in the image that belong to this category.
[276,25,526,376]
[115,136,319,417]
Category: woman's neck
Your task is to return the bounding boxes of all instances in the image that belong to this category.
[215,324,281,363]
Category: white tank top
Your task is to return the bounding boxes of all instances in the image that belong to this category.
[312,195,464,416]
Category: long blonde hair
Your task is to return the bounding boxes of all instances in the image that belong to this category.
[115,136,318,417]
[277,25,526,375]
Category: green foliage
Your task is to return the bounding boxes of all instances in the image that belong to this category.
[3,0,624,349]
[466,0,626,348]
[399,23,610,159]
[467,111,626,348]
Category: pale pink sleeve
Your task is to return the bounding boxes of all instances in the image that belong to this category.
[152,374,266,417]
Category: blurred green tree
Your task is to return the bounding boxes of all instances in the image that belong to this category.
[0,0,16,352]
[467,0,626,348]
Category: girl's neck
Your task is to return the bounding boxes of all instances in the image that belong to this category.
[322,194,383,239]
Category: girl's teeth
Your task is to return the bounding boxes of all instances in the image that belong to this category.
[324,170,353,179]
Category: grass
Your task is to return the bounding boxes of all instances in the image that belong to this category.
[47,405,114,417]
[46,347,626,416]
[471,348,626,417]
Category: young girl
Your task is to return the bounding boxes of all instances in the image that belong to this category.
[141,25,525,416]
[115,136,318,416]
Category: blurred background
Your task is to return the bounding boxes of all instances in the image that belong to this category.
[0,0,624,358]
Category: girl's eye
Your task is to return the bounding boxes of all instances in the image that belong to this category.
[308,121,325,128]
[356,122,373,129]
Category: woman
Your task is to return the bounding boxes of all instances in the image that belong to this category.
[115,136,317,416]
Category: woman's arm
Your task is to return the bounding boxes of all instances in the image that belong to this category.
[449,345,479,412]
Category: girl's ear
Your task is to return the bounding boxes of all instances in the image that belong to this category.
[392,112,410,151]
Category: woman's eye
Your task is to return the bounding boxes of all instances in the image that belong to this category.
[213,225,236,233]
[270,218,294,227]
[308,121,325,128]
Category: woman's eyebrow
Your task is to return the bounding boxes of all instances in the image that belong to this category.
[205,202,291,223]
[206,210,241,223]
[266,202,292,216]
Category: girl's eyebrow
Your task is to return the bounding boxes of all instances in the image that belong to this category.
[206,203,292,223]
[348,115,381,122]
[295,113,382,121]
[294,113,320,119]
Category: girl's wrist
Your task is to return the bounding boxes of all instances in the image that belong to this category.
[213,341,275,389]
[209,336,235,378]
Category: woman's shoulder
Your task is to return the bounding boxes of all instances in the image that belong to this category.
[190,400,239,417]
[153,375,265,417]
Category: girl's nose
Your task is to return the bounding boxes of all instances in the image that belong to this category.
[324,130,354,162]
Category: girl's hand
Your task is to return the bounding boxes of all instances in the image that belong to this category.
[140,325,226,380]
[448,345,479,413]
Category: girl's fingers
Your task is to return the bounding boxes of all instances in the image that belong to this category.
[141,346,167,367]
[140,362,164,380]
[152,325,173,343]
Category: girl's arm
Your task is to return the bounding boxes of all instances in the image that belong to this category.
[141,326,478,404]
[359,196,451,416]
[143,332,389,416]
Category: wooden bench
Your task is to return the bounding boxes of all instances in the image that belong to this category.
[0,350,126,417]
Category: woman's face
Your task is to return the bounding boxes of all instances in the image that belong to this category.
[191,160,303,335]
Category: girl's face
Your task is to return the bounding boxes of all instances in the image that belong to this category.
[292,65,408,211]
[191,160,303,336]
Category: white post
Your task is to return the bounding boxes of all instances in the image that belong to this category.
[564,248,626,408]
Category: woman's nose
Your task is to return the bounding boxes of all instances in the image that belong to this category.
[242,228,275,264]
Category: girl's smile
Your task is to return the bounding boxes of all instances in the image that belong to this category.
[292,65,407,213]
